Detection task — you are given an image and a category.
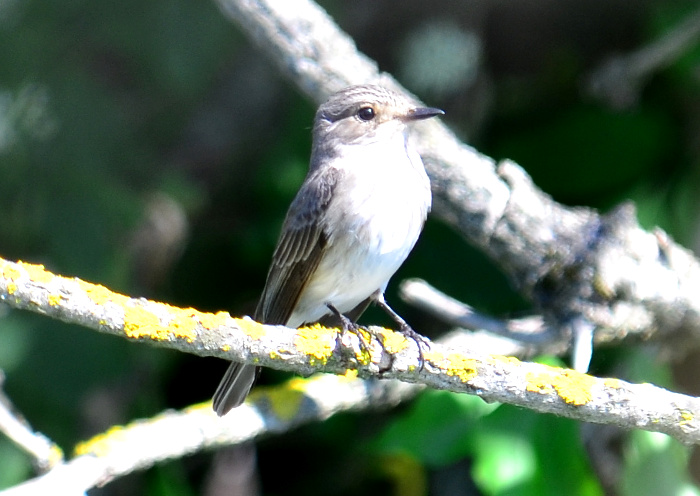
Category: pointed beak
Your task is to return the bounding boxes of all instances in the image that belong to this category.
[405,106,445,121]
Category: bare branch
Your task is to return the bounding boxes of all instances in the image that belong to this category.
[400,279,597,372]
[586,4,700,109]
[399,278,555,344]
[0,376,63,472]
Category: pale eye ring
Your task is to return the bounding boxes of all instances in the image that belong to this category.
[357,107,375,121]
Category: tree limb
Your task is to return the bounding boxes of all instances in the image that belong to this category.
[0,377,63,472]
[2,257,700,446]
[2,255,700,493]
[586,4,700,109]
[0,376,418,496]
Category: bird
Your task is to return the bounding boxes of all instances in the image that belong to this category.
[213,84,444,416]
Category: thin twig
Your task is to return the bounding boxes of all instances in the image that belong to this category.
[0,375,63,472]
[399,278,554,343]
[586,4,700,108]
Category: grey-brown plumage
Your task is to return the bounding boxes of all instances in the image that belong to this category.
[213,85,443,416]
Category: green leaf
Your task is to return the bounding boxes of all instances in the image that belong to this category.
[621,430,700,496]
[373,389,498,467]
[473,406,602,496]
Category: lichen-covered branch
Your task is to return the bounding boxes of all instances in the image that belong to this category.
[0,377,418,496]
[2,259,700,495]
[2,257,700,449]
[214,0,700,357]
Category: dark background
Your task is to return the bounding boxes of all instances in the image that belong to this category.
[1,0,699,494]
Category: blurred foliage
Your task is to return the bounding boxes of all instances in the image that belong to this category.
[1,0,700,494]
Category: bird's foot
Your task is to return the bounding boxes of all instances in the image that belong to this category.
[371,292,430,371]
[326,303,373,358]
[396,322,430,371]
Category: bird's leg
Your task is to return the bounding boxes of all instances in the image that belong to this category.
[325,303,373,356]
[371,291,430,369]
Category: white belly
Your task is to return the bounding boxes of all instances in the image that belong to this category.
[288,135,431,327]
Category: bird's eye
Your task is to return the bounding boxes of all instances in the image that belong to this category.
[357,107,375,121]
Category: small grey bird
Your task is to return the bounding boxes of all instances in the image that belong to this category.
[213,84,443,416]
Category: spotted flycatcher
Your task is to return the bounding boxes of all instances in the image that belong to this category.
[213,84,443,415]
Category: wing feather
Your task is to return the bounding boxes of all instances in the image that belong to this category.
[254,167,339,325]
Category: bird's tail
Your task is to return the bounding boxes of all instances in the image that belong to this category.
[212,362,259,416]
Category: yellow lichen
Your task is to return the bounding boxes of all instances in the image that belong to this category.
[122,302,201,343]
[169,315,198,339]
[680,409,694,426]
[123,305,166,340]
[425,350,478,383]
[294,324,336,365]
[343,327,372,365]
[47,444,65,468]
[18,261,54,283]
[47,294,62,306]
[198,310,233,330]
[342,369,359,380]
[77,280,129,306]
[423,349,442,364]
[2,263,21,283]
[355,348,372,366]
[237,316,267,340]
[604,378,621,389]
[526,366,596,406]
[445,354,479,382]
[74,425,128,457]
[488,354,522,366]
[184,401,214,415]
[262,377,308,421]
[378,327,409,353]
[160,304,198,342]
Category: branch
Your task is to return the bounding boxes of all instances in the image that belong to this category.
[2,257,700,447]
[400,279,596,372]
[0,376,63,472]
[215,0,700,357]
[3,256,700,496]
[586,4,700,109]
[0,377,418,496]
[399,278,556,345]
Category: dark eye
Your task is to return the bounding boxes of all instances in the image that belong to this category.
[357,107,375,121]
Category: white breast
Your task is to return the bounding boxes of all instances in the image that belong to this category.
[288,132,431,327]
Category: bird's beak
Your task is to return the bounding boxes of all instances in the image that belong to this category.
[405,107,445,121]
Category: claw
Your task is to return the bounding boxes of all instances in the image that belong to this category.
[397,323,429,371]
[326,303,372,358]
[371,291,430,371]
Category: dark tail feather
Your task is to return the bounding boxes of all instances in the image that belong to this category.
[212,362,260,416]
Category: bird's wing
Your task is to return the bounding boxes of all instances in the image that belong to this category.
[254,166,340,325]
